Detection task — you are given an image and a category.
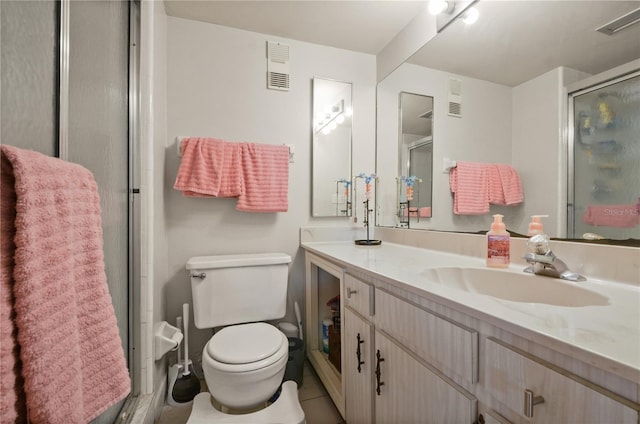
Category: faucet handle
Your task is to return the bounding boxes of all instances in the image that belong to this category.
[523,252,554,265]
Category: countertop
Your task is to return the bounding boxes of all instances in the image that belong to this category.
[301,241,640,383]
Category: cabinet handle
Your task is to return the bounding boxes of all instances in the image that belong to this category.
[347,288,357,298]
[356,333,365,373]
[524,389,545,418]
[375,349,385,395]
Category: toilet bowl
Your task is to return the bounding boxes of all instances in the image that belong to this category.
[202,322,288,409]
[186,381,305,424]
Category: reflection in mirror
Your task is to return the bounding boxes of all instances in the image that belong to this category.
[397,92,433,228]
[312,78,353,217]
[376,1,640,243]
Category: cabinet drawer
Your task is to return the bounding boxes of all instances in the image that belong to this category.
[344,274,374,317]
[485,337,639,423]
[375,289,478,386]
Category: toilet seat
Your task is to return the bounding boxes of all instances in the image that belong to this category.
[205,323,288,373]
[186,381,305,424]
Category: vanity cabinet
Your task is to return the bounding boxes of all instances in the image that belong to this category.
[374,329,477,423]
[303,245,640,424]
[342,273,477,423]
[485,337,639,423]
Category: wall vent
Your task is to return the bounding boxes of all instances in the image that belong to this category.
[596,8,640,35]
[267,41,290,91]
[448,78,462,118]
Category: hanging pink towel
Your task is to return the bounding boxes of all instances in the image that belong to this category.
[449,161,490,215]
[236,143,289,212]
[173,137,243,197]
[487,164,524,205]
[0,145,130,424]
[582,204,640,228]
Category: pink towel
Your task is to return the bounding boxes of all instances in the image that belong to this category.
[582,204,640,228]
[236,143,289,212]
[0,145,130,424]
[402,207,432,218]
[173,137,243,197]
[449,161,490,215]
[490,164,523,205]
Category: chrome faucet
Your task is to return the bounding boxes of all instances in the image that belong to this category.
[523,235,586,282]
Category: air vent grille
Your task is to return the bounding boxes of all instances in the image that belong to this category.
[448,78,462,118]
[597,8,640,35]
[267,41,290,91]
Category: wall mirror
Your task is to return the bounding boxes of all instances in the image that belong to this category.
[376,1,640,243]
[312,77,353,217]
[397,92,433,228]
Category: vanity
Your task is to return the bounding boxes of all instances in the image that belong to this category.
[302,239,640,423]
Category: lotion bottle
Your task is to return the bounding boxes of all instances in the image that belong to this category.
[487,214,509,268]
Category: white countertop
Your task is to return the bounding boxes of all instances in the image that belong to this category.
[301,241,640,382]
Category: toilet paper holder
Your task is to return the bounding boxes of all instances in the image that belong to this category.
[154,321,183,361]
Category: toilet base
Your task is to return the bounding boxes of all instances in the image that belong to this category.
[186,381,305,424]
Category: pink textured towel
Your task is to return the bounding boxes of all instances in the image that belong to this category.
[489,164,523,205]
[449,161,490,215]
[583,204,640,228]
[173,137,242,197]
[0,145,130,424]
[236,143,289,212]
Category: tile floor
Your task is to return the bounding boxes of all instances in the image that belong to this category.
[158,360,344,424]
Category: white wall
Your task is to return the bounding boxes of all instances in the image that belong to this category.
[163,17,376,365]
[511,66,591,236]
[377,62,514,232]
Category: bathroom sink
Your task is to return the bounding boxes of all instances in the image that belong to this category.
[422,267,609,307]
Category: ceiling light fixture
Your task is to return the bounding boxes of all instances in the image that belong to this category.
[428,0,450,16]
[315,99,345,135]
[461,7,479,25]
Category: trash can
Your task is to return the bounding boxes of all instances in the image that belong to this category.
[283,337,304,388]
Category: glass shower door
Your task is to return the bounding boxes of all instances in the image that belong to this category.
[570,73,640,240]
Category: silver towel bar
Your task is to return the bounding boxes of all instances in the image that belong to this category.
[175,136,295,163]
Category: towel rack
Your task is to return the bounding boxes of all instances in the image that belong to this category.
[442,157,457,173]
[176,136,295,163]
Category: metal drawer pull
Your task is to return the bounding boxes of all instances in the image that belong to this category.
[356,333,365,373]
[191,272,206,280]
[347,288,357,298]
[524,389,545,418]
[375,349,385,395]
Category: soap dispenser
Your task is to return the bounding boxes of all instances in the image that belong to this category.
[487,214,509,268]
[527,214,549,236]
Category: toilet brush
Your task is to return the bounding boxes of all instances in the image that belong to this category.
[171,303,201,403]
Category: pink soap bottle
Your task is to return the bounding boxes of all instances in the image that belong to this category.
[487,214,510,268]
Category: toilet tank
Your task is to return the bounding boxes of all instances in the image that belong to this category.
[187,253,291,329]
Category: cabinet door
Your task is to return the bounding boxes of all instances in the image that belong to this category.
[374,330,477,423]
[486,338,639,423]
[344,308,374,424]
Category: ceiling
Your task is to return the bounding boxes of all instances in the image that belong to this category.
[163,1,428,55]
[164,1,640,87]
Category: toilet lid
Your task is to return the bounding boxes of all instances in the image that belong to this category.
[207,322,284,365]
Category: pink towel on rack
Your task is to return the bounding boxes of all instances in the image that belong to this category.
[492,164,523,205]
[173,137,243,197]
[449,161,490,215]
[236,143,289,212]
[582,204,640,228]
[402,207,432,218]
[0,145,130,424]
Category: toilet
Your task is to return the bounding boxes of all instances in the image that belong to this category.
[185,253,305,424]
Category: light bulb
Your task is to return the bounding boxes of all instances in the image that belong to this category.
[428,0,448,15]
[345,106,353,117]
[322,127,331,135]
[329,121,337,130]
[336,114,345,124]
[462,7,479,24]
